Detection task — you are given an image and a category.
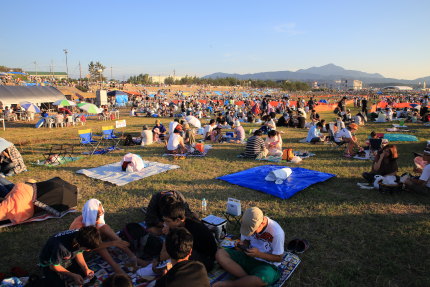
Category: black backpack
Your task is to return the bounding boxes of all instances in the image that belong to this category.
[119,223,162,260]
[124,134,135,146]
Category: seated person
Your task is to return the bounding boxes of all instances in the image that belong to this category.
[214,207,284,287]
[161,202,217,271]
[365,131,388,151]
[244,130,267,159]
[375,109,387,122]
[102,274,132,287]
[230,120,245,143]
[310,109,320,122]
[362,144,398,183]
[265,130,282,156]
[335,123,362,157]
[210,126,223,143]
[0,180,35,224]
[405,149,430,192]
[296,111,306,128]
[0,176,14,198]
[155,228,210,287]
[305,122,325,144]
[39,226,101,287]
[166,126,187,154]
[204,119,217,141]
[183,123,196,146]
[69,199,140,274]
[153,120,167,142]
[145,190,197,235]
[277,113,289,127]
[141,125,153,147]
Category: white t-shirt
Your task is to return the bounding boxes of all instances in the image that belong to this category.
[419,164,430,188]
[169,121,179,135]
[335,128,352,142]
[203,124,214,137]
[167,133,181,151]
[241,217,285,266]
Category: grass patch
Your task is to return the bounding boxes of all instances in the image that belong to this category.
[0,108,429,286]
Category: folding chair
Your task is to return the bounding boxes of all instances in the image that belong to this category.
[100,126,122,150]
[78,129,101,155]
[328,128,345,149]
[42,145,65,165]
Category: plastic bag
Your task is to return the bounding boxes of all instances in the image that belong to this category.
[265,168,292,184]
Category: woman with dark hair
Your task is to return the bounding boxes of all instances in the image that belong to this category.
[362,144,398,183]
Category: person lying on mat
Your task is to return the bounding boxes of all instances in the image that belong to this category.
[405,149,430,192]
[160,202,217,271]
[154,228,210,287]
[265,130,283,156]
[39,226,101,287]
[69,199,142,274]
[362,144,398,183]
[244,130,268,159]
[145,190,198,236]
[166,126,188,154]
[334,123,363,158]
[214,207,285,287]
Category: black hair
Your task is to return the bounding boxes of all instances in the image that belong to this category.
[174,118,179,122]
[165,227,193,260]
[253,130,263,136]
[158,191,179,211]
[316,122,323,128]
[268,130,277,137]
[209,119,215,124]
[102,274,132,287]
[76,226,102,250]
[162,202,186,221]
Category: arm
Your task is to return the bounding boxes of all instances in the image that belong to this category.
[75,252,94,278]
[244,248,283,262]
[372,153,385,172]
[51,264,84,285]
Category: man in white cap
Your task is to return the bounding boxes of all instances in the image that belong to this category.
[214,207,284,287]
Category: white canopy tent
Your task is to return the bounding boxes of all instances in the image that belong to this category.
[0,86,66,108]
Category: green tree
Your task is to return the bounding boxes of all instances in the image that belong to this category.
[88,61,106,80]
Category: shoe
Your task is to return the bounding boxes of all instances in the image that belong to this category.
[294,239,310,254]
[286,239,298,252]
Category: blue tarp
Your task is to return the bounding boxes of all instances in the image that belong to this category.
[319,99,328,104]
[107,90,129,106]
[217,165,335,199]
[383,134,419,142]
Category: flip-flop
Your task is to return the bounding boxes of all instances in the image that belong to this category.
[294,239,310,254]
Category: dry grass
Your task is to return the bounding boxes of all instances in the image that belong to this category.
[0,108,429,286]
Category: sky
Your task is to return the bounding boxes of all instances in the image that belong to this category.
[1,0,429,80]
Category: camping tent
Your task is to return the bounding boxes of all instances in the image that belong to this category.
[0,86,65,108]
[0,138,27,176]
[107,90,129,106]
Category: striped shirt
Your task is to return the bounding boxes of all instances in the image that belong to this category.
[244,136,265,158]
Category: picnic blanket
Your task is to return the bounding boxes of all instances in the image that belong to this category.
[383,134,419,142]
[218,165,335,199]
[33,156,81,166]
[0,208,76,229]
[162,145,212,157]
[76,161,180,186]
[211,237,301,286]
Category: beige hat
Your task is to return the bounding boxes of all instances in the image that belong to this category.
[234,120,241,127]
[240,207,264,236]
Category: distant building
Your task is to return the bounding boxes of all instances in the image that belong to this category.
[382,86,413,91]
[150,75,183,84]
[340,79,362,90]
[25,71,68,80]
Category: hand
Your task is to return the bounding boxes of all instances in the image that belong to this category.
[84,268,94,279]
[70,273,84,285]
[244,248,261,258]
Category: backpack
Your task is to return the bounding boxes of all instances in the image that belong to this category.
[124,134,135,146]
[119,223,162,260]
[282,149,294,161]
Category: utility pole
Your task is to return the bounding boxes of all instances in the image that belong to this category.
[63,49,69,79]
[34,61,37,76]
[110,66,113,81]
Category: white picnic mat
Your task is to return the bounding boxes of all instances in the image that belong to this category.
[76,161,180,186]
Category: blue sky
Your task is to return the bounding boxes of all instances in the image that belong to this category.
[1,0,429,80]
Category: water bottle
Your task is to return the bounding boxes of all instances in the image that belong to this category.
[202,198,207,213]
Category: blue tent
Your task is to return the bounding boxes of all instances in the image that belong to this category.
[319,99,328,104]
[107,90,129,106]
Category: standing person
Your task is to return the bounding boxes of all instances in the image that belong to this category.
[361,97,368,116]
[39,227,102,287]
[214,207,284,287]
[154,228,210,287]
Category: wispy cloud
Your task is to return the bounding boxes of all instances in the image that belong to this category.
[273,23,303,35]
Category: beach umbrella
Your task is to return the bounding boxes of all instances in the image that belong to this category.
[20,102,41,113]
[52,99,76,107]
[79,103,100,114]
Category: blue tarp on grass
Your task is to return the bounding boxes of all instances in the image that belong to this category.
[383,134,418,142]
[217,165,336,199]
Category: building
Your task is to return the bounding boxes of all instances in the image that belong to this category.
[340,79,362,90]
[25,71,68,80]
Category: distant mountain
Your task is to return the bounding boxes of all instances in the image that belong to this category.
[203,64,428,85]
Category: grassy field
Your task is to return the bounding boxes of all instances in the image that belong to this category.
[0,108,429,286]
